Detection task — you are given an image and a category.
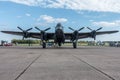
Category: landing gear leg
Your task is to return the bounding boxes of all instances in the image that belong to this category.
[42,42,46,48]
[58,43,61,47]
[73,42,77,48]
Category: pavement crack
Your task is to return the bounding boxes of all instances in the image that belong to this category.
[72,55,115,80]
[14,54,42,80]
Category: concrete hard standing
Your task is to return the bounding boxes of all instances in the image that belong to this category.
[0,46,120,80]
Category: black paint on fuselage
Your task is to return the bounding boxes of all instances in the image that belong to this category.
[54,23,65,46]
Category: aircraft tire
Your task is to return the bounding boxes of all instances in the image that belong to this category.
[42,42,46,48]
[73,42,77,48]
[58,43,61,47]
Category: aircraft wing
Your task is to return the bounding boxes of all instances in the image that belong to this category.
[64,30,119,39]
[1,31,23,36]
[1,31,54,39]
[1,30,119,39]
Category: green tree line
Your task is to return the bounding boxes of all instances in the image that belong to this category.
[11,39,41,44]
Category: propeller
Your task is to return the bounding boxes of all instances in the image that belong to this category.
[44,27,51,31]
[35,27,51,41]
[78,27,85,31]
[68,27,84,32]
[35,27,51,32]
[17,26,32,40]
[68,27,75,31]
[68,27,85,41]
[87,27,102,40]
[96,27,102,31]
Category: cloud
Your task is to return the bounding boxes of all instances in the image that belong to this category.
[92,20,120,27]
[9,0,37,6]
[16,16,22,18]
[34,22,48,27]
[0,24,7,26]
[25,13,31,17]
[2,0,120,13]
[37,15,67,23]
[35,15,67,26]
[0,23,9,30]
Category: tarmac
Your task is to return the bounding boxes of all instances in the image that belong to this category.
[0,46,120,80]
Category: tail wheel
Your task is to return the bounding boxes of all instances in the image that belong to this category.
[73,42,77,48]
[42,42,46,48]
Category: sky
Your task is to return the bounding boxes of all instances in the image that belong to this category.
[0,0,120,42]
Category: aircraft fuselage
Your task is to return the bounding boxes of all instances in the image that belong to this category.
[54,23,65,46]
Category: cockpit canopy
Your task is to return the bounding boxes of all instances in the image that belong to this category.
[55,23,63,30]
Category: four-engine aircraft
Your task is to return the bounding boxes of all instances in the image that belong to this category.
[1,23,119,48]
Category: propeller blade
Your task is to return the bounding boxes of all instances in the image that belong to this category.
[17,27,32,40]
[17,26,24,31]
[35,27,41,31]
[96,27,102,31]
[26,28,32,32]
[68,27,75,31]
[78,27,85,31]
[44,27,51,31]
[87,27,93,31]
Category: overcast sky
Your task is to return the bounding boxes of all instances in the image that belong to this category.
[0,0,120,42]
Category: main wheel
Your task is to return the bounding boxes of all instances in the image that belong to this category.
[73,42,77,48]
[58,43,61,47]
[42,42,46,48]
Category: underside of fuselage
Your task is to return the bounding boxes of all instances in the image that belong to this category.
[54,28,65,46]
